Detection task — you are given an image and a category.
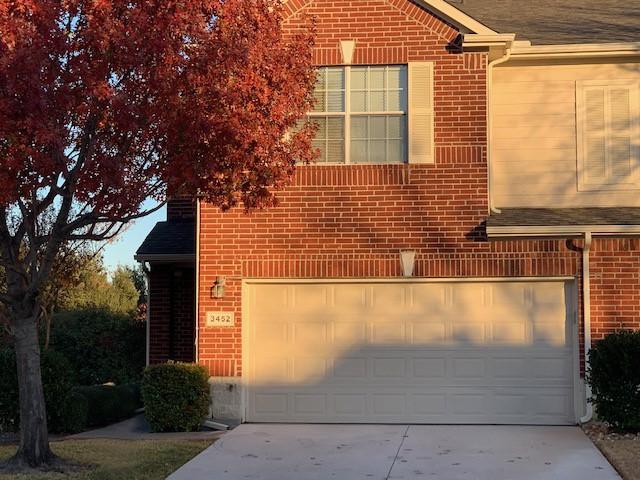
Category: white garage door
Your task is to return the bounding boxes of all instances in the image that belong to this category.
[244,280,576,424]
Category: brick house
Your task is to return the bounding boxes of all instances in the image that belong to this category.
[136,0,640,425]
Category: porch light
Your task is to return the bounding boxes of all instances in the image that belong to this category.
[211,276,226,299]
[399,250,416,277]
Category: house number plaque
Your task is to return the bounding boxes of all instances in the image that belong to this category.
[206,311,235,327]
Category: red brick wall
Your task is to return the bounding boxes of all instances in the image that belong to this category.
[194,0,639,377]
[590,239,640,339]
[149,265,195,364]
[167,197,195,221]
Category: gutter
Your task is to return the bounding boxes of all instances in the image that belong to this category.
[509,42,640,60]
[140,262,151,367]
[580,232,593,424]
[194,198,201,364]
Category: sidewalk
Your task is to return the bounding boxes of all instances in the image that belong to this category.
[65,414,224,441]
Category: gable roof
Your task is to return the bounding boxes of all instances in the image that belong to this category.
[135,220,195,262]
[445,0,640,45]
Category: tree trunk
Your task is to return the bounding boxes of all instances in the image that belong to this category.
[9,315,54,468]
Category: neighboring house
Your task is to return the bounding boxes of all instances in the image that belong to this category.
[136,0,640,425]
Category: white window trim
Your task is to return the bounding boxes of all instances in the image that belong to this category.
[576,79,640,192]
[308,65,408,165]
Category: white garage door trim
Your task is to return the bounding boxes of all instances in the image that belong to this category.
[242,277,581,425]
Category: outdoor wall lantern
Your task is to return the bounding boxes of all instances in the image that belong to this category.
[211,276,226,299]
[399,250,416,277]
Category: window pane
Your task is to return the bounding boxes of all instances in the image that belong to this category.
[387,90,405,111]
[351,116,368,139]
[370,140,386,163]
[327,91,344,112]
[312,139,326,162]
[349,115,406,164]
[327,141,345,163]
[327,68,344,89]
[387,116,404,138]
[313,67,345,113]
[387,66,406,89]
[369,67,385,89]
[349,65,407,114]
[313,90,326,112]
[351,91,367,112]
[351,68,367,90]
[327,117,344,139]
[387,140,405,163]
[312,117,326,138]
[370,91,385,111]
[369,116,386,138]
[351,140,368,164]
[309,116,345,163]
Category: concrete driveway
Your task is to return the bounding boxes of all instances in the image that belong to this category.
[168,424,620,480]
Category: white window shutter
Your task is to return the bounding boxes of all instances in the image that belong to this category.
[408,62,434,164]
[609,87,637,180]
[582,87,607,185]
[578,80,640,190]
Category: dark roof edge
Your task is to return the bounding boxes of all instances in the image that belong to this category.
[134,253,195,263]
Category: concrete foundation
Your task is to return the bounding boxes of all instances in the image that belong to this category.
[208,376,243,426]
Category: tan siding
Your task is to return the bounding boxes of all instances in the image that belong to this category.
[492,60,640,208]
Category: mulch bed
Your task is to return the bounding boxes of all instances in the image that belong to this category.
[583,422,640,480]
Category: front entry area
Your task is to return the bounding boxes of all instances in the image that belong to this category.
[244,279,577,425]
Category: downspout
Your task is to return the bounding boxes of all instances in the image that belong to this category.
[141,262,151,367]
[580,231,593,423]
[486,44,512,214]
[194,198,201,364]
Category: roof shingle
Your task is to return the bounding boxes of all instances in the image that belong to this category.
[487,208,640,227]
[446,0,640,44]
[135,221,195,259]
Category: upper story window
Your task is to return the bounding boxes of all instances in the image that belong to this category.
[308,65,409,164]
[577,80,640,191]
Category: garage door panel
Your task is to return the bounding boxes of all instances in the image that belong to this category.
[411,322,447,343]
[248,385,574,424]
[246,280,575,425]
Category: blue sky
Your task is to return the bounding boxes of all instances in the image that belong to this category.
[101,202,166,271]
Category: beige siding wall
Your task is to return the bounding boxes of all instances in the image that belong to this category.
[492,59,640,208]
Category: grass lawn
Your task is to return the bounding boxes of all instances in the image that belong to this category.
[0,439,213,480]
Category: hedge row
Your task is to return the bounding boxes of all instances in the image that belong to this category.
[0,348,141,434]
[588,330,640,432]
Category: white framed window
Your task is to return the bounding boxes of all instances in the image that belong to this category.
[577,79,640,191]
[308,65,408,164]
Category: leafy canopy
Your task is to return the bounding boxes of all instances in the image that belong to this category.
[0,0,316,308]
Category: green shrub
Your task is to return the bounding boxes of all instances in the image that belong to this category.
[75,383,142,427]
[141,362,210,432]
[0,347,81,433]
[51,307,145,385]
[60,390,89,434]
[587,330,640,432]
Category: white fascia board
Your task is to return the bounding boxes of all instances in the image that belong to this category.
[415,0,498,35]
[487,225,640,238]
[509,42,640,60]
[463,33,516,48]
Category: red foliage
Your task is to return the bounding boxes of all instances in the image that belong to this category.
[0,0,317,215]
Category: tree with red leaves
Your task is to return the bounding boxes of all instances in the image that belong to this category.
[0,0,316,469]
